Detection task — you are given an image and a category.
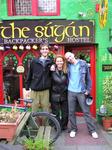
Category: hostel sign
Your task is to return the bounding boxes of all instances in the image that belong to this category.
[0,20,95,44]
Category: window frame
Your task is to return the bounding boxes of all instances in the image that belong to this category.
[7,0,60,16]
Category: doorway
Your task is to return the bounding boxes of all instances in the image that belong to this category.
[65,45,96,117]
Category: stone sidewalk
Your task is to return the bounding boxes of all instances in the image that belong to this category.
[54,117,112,150]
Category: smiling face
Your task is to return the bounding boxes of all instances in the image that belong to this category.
[40,45,49,58]
[55,57,64,69]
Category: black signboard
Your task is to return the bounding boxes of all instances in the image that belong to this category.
[0,20,95,44]
[102,64,112,71]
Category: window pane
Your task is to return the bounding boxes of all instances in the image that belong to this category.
[15,0,32,15]
[38,0,57,13]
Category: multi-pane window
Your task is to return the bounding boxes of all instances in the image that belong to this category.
[38,0,56,13]
[15,0,32,15]
[7,0,60,16]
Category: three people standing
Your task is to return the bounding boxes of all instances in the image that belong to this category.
[25,44,98,138]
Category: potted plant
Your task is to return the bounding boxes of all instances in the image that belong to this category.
[101,76,112,130]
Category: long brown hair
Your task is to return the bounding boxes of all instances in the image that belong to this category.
[54,54,67,74]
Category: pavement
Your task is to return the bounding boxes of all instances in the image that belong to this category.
[0,116,112,150]
[54,116,112,150]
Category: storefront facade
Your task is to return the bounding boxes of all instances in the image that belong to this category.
[0,0,112,117]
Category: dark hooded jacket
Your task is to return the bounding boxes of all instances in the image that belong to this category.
[25,57,52,91]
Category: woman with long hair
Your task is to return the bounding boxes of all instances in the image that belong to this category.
[51,55,68,131]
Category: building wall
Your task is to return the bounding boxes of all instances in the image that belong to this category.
[0,0,112,111]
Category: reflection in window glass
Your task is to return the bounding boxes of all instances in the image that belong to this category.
[38,0,56,13]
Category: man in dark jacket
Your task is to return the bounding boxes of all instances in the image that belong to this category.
[25,43,52,112]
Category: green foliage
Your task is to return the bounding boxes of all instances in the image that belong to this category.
[24,138,34,150]
[23,138,52,150]
[102,76,112,117]
[75,51,90,63]
[48,51,56,61]
[34,139,49,150]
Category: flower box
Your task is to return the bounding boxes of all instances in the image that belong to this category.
[0,113,20,141]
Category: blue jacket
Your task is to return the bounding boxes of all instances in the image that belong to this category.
[68,59,92,94]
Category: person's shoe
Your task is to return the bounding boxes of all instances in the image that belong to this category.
[91,132,98,139]
[70,130,76,138]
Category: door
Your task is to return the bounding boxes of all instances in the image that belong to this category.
[65,45,96,117]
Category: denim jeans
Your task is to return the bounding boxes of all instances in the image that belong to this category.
[68,91,96,133]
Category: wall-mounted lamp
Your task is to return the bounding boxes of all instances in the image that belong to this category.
[78,12,86,17]
[26,45,31,50]
[5,45,11,50]
[19,45,24,50]
[32,44,38,50]
[13,45,18,50]
[107,47,112,54]
[0,45,4,51]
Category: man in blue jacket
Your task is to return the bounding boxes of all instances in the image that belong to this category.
[65,52,98,139]
[25,43,52,112]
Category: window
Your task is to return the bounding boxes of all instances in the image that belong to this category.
[15,0,32,15]
[7,0,60,16]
